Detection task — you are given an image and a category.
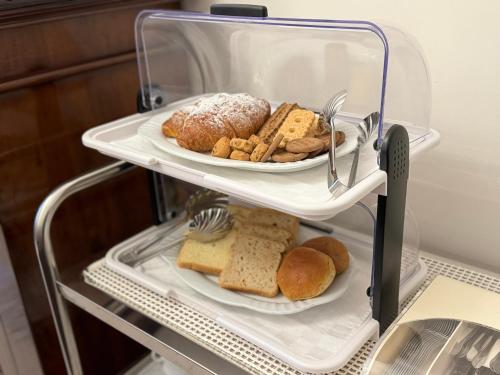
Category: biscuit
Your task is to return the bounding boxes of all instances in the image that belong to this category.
[248,134,262,147]
[278,109,316,148]
[261,133,284,162]
[308,147,325,158]
[250,143,269,162]
[230,138,254,153]
[211,137,231,158]
[306,116,320,137]
[257,103,299,143]
[317,131,345,152]
[316,116,330,136]
[271,151,309,163]
[229,150,250,161]
[336,131,345,147]
[316,133,330,152]
[286,137,324,153]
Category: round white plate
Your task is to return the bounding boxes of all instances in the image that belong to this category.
[162,225,355,315]
[138,106,358,173]
[169,259,354,315]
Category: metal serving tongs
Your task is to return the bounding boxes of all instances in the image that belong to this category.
[347,112,380,188]
[119,189,233,267]
[322,90,348,197]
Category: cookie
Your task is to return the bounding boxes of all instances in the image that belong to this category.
[286,137,324,153]
[211,136,231,158]
[250,143,269,162]
[278,109,316,148]
[308,147,325,158]
[317,131,345,152]
[336,131,345,147]
[248,134,262,147]
[260,133,284,162]
[229,150,250,161]
[257,103,299,143]
[230,138,254,153]
[271,151,309,163]
[317,133,330,152]
[306,116,320,137]
[316,115,330,136]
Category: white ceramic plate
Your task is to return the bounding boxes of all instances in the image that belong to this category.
[137,102,358,173]
[161,225,355,315]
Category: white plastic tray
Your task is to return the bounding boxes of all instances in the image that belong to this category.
[82,97,440,221]
[99,224,427,373]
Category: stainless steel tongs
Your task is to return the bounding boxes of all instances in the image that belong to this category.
[322,90,348,197]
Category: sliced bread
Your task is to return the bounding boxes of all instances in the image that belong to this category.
[177,230,237,275]
[228,205,300,240]
[219,234,286,297]
[234,222,294,249]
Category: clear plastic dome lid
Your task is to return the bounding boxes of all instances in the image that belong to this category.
[329,193,421,284]
[135,10,431,143]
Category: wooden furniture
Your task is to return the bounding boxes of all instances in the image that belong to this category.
[0,1,179,373]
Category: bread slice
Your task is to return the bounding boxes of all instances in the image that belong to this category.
[177,230,237,275]
[227,204,253,219]
[228,205,300,240]
[234,222,294,249]
[219,234,285,297]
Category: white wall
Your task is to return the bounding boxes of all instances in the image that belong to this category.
[182,0,500,272]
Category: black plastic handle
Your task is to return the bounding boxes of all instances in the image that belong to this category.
[210,4,268,17]
[372,125,410,334]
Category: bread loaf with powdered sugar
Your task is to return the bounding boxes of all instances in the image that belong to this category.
[162,93,270,152]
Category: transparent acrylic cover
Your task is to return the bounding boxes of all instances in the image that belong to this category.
[329,193,421,284]
[135,10,431,184]
[136,10,430,135]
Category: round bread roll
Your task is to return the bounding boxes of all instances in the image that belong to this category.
[302,236,350,274]
[277,247,336,301]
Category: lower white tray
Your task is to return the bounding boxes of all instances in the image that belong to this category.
[98,224,427,374]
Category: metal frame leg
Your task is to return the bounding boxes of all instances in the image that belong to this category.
[34,161,136,375]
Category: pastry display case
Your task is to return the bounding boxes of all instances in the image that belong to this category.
[33,4,498,375]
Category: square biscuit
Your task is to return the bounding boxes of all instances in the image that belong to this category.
[278,109,316,147]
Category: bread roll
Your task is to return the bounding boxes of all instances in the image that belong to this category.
[302,236,350,274]
[176,93,270,152]
[277,247,336,300]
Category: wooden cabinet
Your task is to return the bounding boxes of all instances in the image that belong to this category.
[0,1,179,373]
